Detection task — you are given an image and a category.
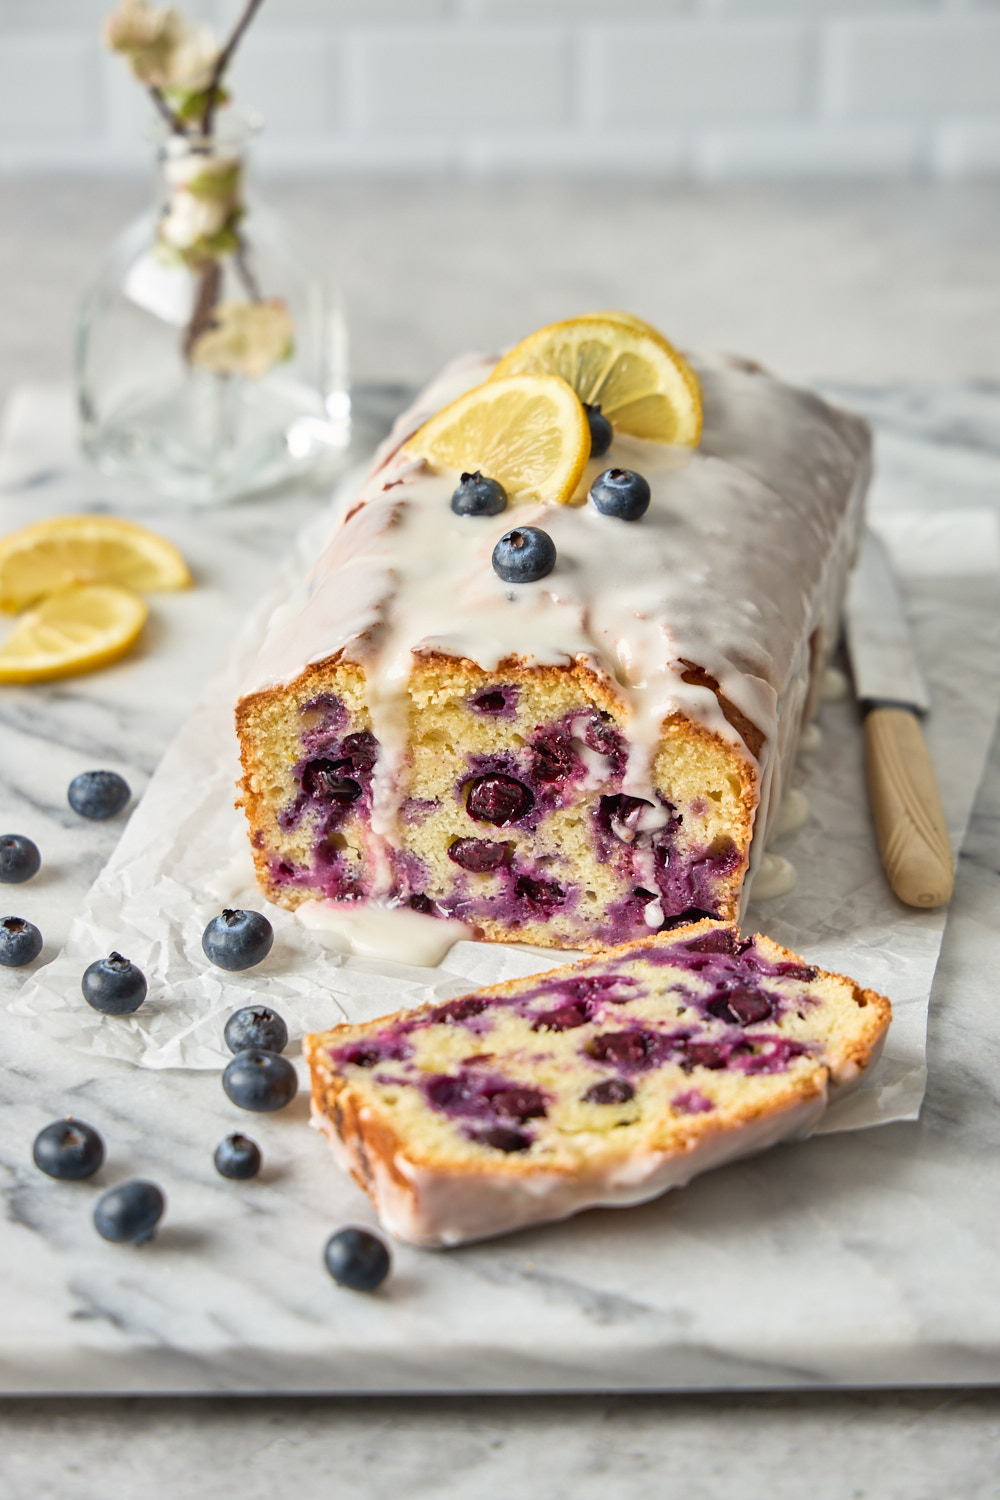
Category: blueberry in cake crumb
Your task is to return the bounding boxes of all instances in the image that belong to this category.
[93,1180,165,1244]
[584,402,613,457]
[478,1126,531,1153]
[81,952,147,1014]
[32,1117,105,1180]
[223,1049,298,1112]
[589,468,651,521]
[214,1132,262,1179]
[0,916,42,967]
[583,1078,635,1105]
[324,1226,391,1291]
[224,1004,288,1055]
[67,770,131,820]
[451,470,508,517]
[448,837,512,872]
[202,909,274,971]
[707,988,773,1026]
[465,774,533,826]
[0,835,40,885]
[492,526,556,583]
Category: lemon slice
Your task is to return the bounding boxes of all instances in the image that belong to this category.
[0,515,191,613]
[490,314,702,447]
[406,373,590,506]
[0,584,149,684]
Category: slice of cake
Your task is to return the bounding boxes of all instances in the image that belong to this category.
[304,920,890,1247]
[236,315,871,950]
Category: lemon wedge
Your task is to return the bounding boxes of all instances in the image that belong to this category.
[0,584,149,684]
[490,314,702,447]
[0,515,191,613]
[406,373,590,507]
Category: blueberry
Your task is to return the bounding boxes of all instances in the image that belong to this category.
[214,1132,262,1180]
[81,952,147,1015]
[448,838,512,873]
[492,527,556,584]
[583,1078,635,1106]
[488,1087,547,1120]
[0,916,42,967]
[584,403,613,457]
[478,1126,531,1153]
[707,988,773,1026]
[465,774,533,826]
[0,835,40,884]
[451,470,508,517]
[223,1048,298,1112]
[302,759,361,804]
[224,1005,288,1055]
[324,1226,390,1292]
[202,909,273,971]
[32,1117,105,1180]
[93,1179,165,1244]
[589,468,651,521]
[67,770,131,820]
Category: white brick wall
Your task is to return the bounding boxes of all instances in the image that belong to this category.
[2,0,1000,176]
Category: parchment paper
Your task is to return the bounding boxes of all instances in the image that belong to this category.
[11,476,1000,1133]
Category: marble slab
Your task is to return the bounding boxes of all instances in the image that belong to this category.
[2,382,1000,1394]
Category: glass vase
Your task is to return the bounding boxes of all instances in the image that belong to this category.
[76,117,349,505]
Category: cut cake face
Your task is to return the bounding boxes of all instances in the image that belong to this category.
[305,920,891,1247]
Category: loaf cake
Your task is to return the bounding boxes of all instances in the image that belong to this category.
[236,316,871,950]
[304,919,891,1246]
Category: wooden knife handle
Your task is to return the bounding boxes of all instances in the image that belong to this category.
[864,706,954,908]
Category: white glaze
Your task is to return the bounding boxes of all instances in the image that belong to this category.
[767,787,810,844]
[240,351,870,899]
[296,897,474,966]
[748,852,797,902]
[312,1089,828,1248]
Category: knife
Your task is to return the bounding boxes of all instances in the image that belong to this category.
[844,530,954,909]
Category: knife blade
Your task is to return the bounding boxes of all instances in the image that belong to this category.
[844,530,953,908]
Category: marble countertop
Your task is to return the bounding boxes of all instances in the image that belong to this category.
[2,177,1000,1496]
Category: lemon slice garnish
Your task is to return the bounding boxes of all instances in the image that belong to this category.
[406,373,590,507]
[0,584,149,683]
[0,515,191,614]
[490,314,702,447]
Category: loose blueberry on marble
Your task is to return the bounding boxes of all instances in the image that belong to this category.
[202,909,274,971]
[67,770,131,820]
[584,403,613,457]
[0,916,42,967]
[589,468,651,521]
[81,952,147,1015]
[214,1132,262,1180]
[451,470,508,517]
[223,1049,298,1112]
[32,1117,105,1180]
[324,1227,391,1292]
[224,1004,288,1056]
[0,834,40,885]
[492,526,556,583]
[93,1180,165,1244]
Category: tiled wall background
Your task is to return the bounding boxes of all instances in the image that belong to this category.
[3,0,1000,176]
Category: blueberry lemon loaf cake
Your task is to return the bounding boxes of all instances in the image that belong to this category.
[237,315,871,950]
[305,919,890,1246]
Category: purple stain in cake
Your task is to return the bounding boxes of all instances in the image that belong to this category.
[706,987,774,1027]
[277,794,308,833]
[465,774,534,826]
[583,1077,635,1105]
[673,1088,714,1115]
[426,1073,483,1111]
[336,1037,414,1069]
[430,997,490,1025]
[487,1086,547,1120]
[471,685,518,717]
[399,797,436,826]
[299,693,348,752]
[449,838,512,873]
[423,1069,546,1125]
[583,714,628,778]
[740,1038,812,1074]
